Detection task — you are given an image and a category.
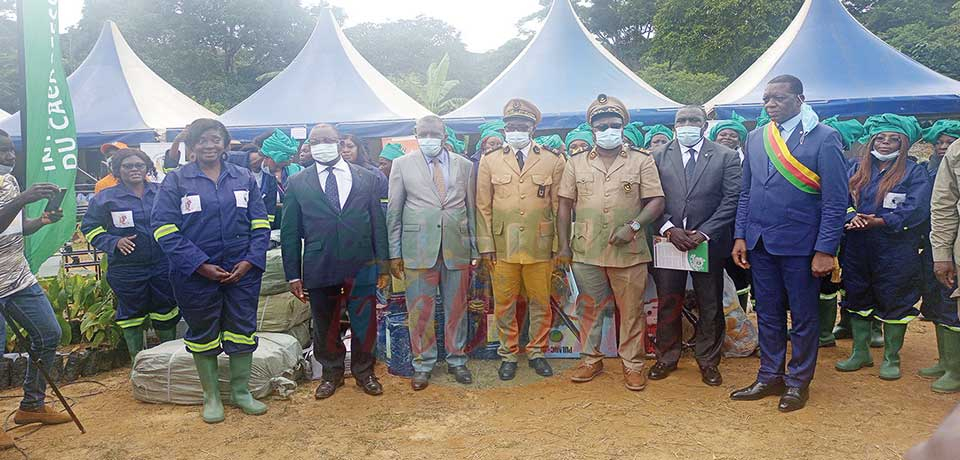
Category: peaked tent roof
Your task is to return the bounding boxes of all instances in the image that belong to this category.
[444,0,680,131]
[218,9,432,140]
[0,21,215,148]
[707,0,960,119]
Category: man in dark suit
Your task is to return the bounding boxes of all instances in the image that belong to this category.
[730,75,848,412]
[281,123,390,400]
[648,105,742,387]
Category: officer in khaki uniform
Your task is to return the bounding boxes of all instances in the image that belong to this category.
[476,98,566,381]
[556,95,665,391]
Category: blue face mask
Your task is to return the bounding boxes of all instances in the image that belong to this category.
[800,103,819,133]
[418,138,443,157]
[0,164,12,175]
[676,126,703,147]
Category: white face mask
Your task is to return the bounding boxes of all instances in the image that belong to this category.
[418,138,443,157]
[595,128,623,150]
[0,164,12,175]
[871,149,899,162]
[676,126,703,147]
[505,131,531,150]
[310,143,340,164]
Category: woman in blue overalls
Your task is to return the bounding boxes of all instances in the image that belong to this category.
[836,114,928,381]
[151,119,271,423]
[81,149,181,362]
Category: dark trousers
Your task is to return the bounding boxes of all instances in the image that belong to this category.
[653,256,726,368]
[308,277,377,381]
[750,241,821,388]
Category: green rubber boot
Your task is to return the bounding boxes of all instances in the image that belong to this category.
[869,320,884,348]
[836,315,874,372]
[933,326,960,393]
[918,325,946,379]
[193,354,225,423]
[122,326,144,362]
[833,308,851,340]
[818,296,838,348]
[155,327,178,343]
[228,353,267,416]
[878,322,907,381]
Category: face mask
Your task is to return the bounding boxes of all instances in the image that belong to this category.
[871,149,899,162]
[0,164,12,175]
[800,103,819,133]
[676,126,703,147]
[418,138,443,157]
[505,131,531,150]
[595,128,623,150]
[310,143,340,164]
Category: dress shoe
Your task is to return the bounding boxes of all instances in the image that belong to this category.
[411,371,431,391]
[314,378,344,400]
[529,358,553,377]
[778,386,809,413]
[13,404,72,425]
[356,375,383,396]
[569,361,603,383]
[498,361,518,381]
[647,361,677,380]
[623,365,647,391]
[447,366,473,385]
[700,366,723,386]
[729,380,786,401]
[0,430,14,450]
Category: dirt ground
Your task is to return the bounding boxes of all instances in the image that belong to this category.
[0,319,956,460]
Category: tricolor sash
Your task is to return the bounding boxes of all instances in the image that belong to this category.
[763,124,821,194]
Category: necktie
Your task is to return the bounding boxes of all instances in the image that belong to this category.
[685,148,697,183]
[324,166,340,212]
[516,149,525,171]
[432,158,446,202]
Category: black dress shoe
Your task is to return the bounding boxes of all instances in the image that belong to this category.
[356,375,383,396]
[729,380,786,401]
[778,386,809,413]
[648,361,677,380]
[700,366,723,386]
[499,361,517,381]
[447,365,473,384]
[411,371,431,391]
[529,358,553,377]
[315,378,344,400]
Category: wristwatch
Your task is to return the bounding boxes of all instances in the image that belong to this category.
[628,220,642,232]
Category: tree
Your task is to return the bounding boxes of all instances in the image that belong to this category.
[395,53,466,114]
[578,0,657,67]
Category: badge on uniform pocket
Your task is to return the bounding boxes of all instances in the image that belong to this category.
[883,192,906,209]
[623,183,632,193]
[234,190,249,208]
[111,211,134,228]
[181,195,201,214]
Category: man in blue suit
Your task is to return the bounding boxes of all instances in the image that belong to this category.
[730,75,847,412]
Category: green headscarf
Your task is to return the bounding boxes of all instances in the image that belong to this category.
[564,123,594,151]
[475,120,506,152]
[708,111,749,145]
[821,116,865,151]
[477,120,505,133]
[622,122,646,148]
[860,113,922,145]
[379,143,405,161]
[535,134,563,154]
[643,124,674,148]
[260,128,299,163]
[445,126,465,154]
[922,119,960,144]
[756,108,771,129]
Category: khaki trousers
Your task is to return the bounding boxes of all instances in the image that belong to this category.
[492,261,553,362]
[571,262,648,372]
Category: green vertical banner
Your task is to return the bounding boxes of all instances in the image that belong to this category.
[18,0,78,272]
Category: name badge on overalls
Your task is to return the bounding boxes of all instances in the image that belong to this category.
[537,185,545,198]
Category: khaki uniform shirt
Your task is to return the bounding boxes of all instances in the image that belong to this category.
[558,147,664,268]
[931,141,960,268]
[476,143,566,264]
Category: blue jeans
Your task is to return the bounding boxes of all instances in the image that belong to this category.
[0,283,62,410]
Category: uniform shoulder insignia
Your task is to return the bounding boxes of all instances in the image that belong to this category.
[532,145,541,154]
[569,148,585,157]
[629,146,651,155]
[501,145,512,155]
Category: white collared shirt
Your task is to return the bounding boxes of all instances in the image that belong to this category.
[680,138,705,166]
[317,157,353,208]
[515,144,530,164]
[778,112,803,140]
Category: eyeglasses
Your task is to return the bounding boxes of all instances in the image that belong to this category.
[762,94,799,104]
[121,163,147,171]
[593,123,623,131]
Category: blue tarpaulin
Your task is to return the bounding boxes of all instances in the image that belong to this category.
[707,0,960,119]
[443,0,680,132]
[218,9,431,141]
[0,21,215,149]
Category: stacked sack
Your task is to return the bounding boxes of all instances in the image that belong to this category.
[258,248,312,348]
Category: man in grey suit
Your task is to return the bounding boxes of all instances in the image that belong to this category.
[648,105,742,386]
[387,115,478,390]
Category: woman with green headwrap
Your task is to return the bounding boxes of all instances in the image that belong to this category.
[534,134,564,156]
[836,114,929,382]
[257,129,303,228]
[565,123,594,156]
[622,121,645,150]
[378,142,405,181]
[445,126,466,156]
[643,124,674,150]
[708,112,749,154]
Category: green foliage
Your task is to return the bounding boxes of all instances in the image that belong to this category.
[37,261,118,348]
[578,0,658,67]
[396,54,466,114]
[638,62,728,105]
